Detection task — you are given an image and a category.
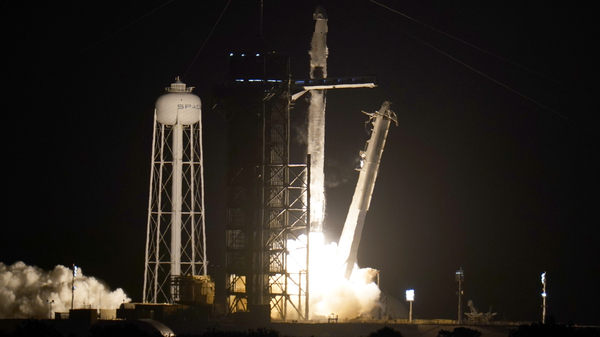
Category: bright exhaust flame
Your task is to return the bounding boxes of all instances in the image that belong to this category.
[286,232,380,320]
[0,261,130,319]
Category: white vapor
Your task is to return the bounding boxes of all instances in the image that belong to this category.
[308,90,327,232]
[286,233,381,320]
[0,261,130,319]
[308,233,380,319]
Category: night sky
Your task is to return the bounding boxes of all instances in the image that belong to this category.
[4,0,598,325]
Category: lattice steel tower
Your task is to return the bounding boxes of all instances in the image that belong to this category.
[215,52,309,321]
[143,78,208,304]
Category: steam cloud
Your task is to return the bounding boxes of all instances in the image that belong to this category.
[308,90,327,232]
[293,123,308,146]
[0,261,130,319]
[286,233,381,320]
[302,233,381,320]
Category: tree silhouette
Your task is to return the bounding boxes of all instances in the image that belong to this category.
[368,326,404,337]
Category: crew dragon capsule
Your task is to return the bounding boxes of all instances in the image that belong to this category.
[309,6,328,79]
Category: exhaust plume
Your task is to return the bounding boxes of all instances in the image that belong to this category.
[286,233,381,320]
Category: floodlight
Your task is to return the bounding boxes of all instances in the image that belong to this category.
[541,272,546,284]
[541,271,547,324]
[456,267,464,324]
[405,289,415,323]
[455,267,464,281]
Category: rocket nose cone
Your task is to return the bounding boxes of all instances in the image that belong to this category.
[313,5,327,20]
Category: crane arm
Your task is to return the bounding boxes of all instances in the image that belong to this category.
[336,101,397,279]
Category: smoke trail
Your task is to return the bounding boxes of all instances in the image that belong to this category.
[0,261,130,319]
[308,8,328,233]
[308,91,327,232]
[293,122,308,147]
[325,158,353,188]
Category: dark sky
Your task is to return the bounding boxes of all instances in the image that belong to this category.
[4,0,598,325]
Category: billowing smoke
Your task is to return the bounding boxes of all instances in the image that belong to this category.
[312,266,381,319]
[293,122,308,146]
[287,233,381,320]
[324,158,352,188]
[0,261,130,319]
[308,233,380,319]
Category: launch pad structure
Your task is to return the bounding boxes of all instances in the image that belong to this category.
[210,5,380,321]
[214,51,310,321]
[141,5,381,322]
[214,58,381,321]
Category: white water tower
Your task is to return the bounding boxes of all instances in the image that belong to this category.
[143,77,207,303]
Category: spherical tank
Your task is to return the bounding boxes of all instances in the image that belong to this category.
[155,78,201,125]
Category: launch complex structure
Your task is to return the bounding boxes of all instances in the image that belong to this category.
[142,6,394,322]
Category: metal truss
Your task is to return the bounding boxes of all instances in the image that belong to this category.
[224,89,308,320]
[143,114,207,304]
[261,90,309,321]
[222,54,308,321]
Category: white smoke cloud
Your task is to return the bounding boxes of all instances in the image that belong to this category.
[311,240,381,319]
[286,233,381,320]
[0,261,130,319]
[308,91,327,232]
[293,123,308,147]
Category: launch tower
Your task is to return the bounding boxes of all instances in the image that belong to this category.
[143,78,212,304]
[215,52,309,320]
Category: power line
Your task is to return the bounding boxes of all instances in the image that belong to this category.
[369,0,592,132]
[43,0,174,74]
[369,0,580,91]
[182,0,232,79]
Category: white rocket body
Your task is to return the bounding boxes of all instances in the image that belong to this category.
[308,6,329,232]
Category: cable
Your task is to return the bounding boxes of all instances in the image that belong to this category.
[368,1,591,132]
[369,0,591,98]
[43,0,174,74]
[182,0,232,79]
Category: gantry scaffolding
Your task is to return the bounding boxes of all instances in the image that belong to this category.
[214,52,308,321]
